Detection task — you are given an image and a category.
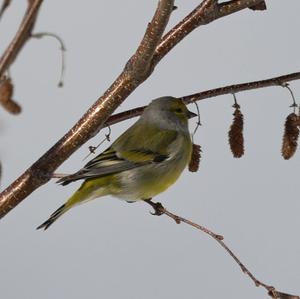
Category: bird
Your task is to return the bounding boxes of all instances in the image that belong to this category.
[37,96,197,230]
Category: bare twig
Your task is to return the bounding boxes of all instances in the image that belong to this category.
[281,83,298,110]
[83,126,111,161]
[105,72,300,127]
[0,0,43,77]
[0,0,11,21]
[144,199,223,239]
[144,199,300,299]
[31,32,66,87]
[182,72,300,104]
[191,101,201,138]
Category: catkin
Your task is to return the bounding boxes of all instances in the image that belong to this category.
[189,143,201,172]
[0,77,22,114]
[281,113,300,160]
[228,106,244,158]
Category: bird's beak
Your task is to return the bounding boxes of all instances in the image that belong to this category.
[187,110,197,119]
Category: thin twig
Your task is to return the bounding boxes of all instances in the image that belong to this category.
[0,0,11,21]
[144,199,223,239]
[31,32,66,87]
[0,0,43,77]
[280,83,298,115]
[83,126,111,161]
[191,101,201,140]
[104,72,300,127]
[144,199,300,299]
[232,93,238,107]
[181,72,300,104]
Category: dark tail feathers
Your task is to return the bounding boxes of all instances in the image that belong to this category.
[56,171,85,186]
[37,204,66,230]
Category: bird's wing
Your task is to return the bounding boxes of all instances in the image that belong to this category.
[58,127,178,185]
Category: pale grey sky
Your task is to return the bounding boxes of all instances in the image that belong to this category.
[1,1,300,299]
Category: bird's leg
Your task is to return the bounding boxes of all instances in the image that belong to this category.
[144,198,165,216]
[144,198,181,224]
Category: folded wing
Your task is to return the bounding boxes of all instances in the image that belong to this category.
[57,125,178,186]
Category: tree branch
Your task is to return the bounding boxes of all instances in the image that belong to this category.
[153,0,264,64]
[144,199,300,299]
[105,72,300,127]
[181,72,300,104]
[0,0,268,218]
[0,0,11,21]
[0,0,175,218]
[0,0,43,77]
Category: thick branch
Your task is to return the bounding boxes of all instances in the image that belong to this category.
[105,72,300,126]
[125,0,175,79]
[0,0,175,218]
[0,0,269,218]
[0,0,43,77]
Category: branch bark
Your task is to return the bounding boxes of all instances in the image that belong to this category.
[0,0,266,218]
[105,72,300,127]
[0,0,175,217]
[153,0,264,64]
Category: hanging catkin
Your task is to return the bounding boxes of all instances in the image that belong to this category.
[281,113,300,160]
[188,143,201,172]
[0,77,21,114]
[228,105,244,158]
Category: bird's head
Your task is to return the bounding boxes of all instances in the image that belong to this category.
[142,96,197,131]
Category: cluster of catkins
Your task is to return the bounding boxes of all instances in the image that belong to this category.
[227,101,300,160]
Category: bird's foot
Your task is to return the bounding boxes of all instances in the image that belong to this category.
[144,199,165,216]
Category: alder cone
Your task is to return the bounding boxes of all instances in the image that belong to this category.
[0,77,22,114]
[189,143,201,172]
[228,108,244,158]
[281,113,300,160]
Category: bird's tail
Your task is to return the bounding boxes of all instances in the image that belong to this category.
[37,178,108,230]
[36,204,69,230]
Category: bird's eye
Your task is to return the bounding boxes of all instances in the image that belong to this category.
[175,108,183,113]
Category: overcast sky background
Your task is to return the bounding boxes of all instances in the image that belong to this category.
[1,1,300,299]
